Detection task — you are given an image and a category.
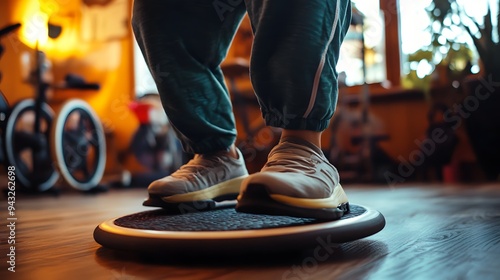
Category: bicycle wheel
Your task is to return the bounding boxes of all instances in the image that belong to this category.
[0,91,9,165]
[4,99,59,191]
[52,99,106,191]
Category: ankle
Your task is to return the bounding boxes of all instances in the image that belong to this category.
[281,130,322,149]
[197,145,239,160]
[227,144,239,159]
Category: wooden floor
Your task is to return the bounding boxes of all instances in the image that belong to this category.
[1,183,500,280]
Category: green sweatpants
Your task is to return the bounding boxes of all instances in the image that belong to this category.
[132,0,352,154]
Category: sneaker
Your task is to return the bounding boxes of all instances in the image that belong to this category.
[144,148,248,211]
[236,137,349,220]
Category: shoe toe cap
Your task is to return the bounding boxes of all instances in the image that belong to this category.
[147,177,187,196]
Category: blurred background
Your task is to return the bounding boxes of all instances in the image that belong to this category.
[1,0,499,194]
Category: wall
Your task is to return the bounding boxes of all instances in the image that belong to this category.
[0,0,139,172]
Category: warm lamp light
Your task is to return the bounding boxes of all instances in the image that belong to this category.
[13,0,83,59]
[20,13,49,49]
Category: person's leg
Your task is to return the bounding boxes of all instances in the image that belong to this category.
[237,0,352,220]
[245,0,351,132]
[132,0,248,209]
[132,0,245,155]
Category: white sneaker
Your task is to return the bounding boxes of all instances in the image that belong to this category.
[236,137,349,220]
[144,148,248,211]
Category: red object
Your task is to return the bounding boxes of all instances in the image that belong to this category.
[443,164,458,183]
[129,101,153,124]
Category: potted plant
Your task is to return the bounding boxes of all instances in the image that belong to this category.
[427,0,500,180]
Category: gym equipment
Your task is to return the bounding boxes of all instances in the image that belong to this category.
[5,98,59,191]
[0,24,22,167]
[5,55,106,191]
[0,93,8,165]
[94,203,385,255]
[1,23,106,191]
[52,99,106,191]
[128,94,184,174]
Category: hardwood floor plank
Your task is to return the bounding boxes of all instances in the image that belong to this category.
[1,184,499,279]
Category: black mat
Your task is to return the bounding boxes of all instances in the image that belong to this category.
[94,204,384,256]
[114,205,365,231]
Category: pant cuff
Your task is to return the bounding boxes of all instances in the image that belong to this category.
[181,135,234,154]
[263,112,330,132]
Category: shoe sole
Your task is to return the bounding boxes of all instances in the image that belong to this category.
[236,184,349,220]
[143,176,247,212]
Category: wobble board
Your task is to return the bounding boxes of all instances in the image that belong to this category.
[94,204,385,255]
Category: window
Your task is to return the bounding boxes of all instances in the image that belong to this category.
[399,0,497,81]
[337,0,387,86]
[134,39,158,96]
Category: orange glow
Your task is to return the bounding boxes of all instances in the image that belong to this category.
[4,0,140,172]
[15,0,49,48]
[14,0,89,59]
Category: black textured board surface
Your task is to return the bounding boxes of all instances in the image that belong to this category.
[114,205,365,231]
[94,204,385,256]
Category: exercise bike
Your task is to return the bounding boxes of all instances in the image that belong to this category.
[0,23,22,169]
[1,23,106,192]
